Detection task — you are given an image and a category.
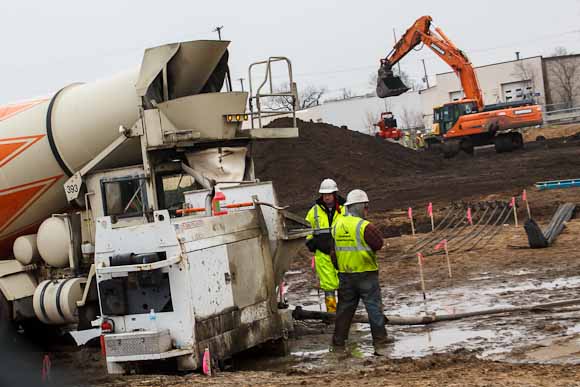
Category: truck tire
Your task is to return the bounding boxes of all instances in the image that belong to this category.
[511,132,524,150]
[494,134,513,153]
[442,140,460,158]
[460,139,474,155]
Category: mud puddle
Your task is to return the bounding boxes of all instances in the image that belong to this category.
[277,269,580,371]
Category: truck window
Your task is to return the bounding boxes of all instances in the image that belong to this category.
[102,177,148,218]
[159,174,196,211]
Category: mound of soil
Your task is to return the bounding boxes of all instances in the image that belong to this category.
[254,118,580,215]
[253,118,441,212]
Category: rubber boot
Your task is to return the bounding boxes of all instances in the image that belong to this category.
[324,291,337,313]
[373,335,395,356]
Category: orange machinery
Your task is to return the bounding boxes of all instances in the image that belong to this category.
[374,112,403,140]
[376,16,543,157]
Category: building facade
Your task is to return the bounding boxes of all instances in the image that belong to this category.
[543,53,580,110]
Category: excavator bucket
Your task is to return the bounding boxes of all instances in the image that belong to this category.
[376,63,409,98]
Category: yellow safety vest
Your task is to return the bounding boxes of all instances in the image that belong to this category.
[306,203,344,240]
[332,215,378,273]
[305,203,343,291]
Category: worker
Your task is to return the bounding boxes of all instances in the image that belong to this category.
[305,178,345,313]
[330,189,393,356]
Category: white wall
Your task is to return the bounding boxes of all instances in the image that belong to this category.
[245,91,423,135]
[295,91,423,134]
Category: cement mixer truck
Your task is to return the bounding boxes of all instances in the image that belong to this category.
[0,39,308,374]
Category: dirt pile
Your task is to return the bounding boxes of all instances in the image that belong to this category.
[253,118,441,212]
[254,118,580,215]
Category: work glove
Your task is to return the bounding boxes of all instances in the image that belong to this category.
[315,234,332,255]
[306,238,317,252]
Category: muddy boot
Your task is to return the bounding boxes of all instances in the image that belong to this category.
[324,291,337,313]
[373,335,395,356]
[373,345,390,357]
[329,344,348,359]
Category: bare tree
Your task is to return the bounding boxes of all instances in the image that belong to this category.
[363,110,379,136]
[398,107,424,130]
[340,88,353,100]
[512,61,537,101]
[552,46,570,57]
[549,53,580,109]
[266,83,326,111]
[363,99,393,134]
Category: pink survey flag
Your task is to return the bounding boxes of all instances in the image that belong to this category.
[408,207,413,219]
[467,207,473,225]
[311,256,315,271]
[434,239,447,251]
[417,252,424,264]
[522,189,527,202]
[509,197,516,208]
[202,347,211,376]
[427,202,433,217]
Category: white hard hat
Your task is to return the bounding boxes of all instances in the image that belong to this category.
[344,189,369,206]
[319,178,338,194]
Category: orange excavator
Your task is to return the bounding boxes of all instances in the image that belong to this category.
[376,16,543,157]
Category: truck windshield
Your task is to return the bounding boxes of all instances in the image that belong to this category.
[102,177,148,218]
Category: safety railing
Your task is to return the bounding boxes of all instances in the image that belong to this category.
[543,106,580,124]
[248,57,298,129]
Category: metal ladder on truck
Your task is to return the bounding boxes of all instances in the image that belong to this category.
[247,57,298,131]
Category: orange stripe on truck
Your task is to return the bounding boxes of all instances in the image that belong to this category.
[0,99,47,121]
[0,175,63,233]
[0,135,45,167]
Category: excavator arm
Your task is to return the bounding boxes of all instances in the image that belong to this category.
[377,16,483,110]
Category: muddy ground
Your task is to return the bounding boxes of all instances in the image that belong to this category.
[95,186,580,386]
[14,125,580,386]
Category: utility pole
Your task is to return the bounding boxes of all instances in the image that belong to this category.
[238,78,245,92]
[213,25,224,40]
[421,59,430,89]
[212,25,233,92]
[393,28,401,75]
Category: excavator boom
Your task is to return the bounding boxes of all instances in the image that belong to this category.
[376,15,483,110]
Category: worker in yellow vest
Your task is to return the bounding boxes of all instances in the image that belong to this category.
[330,189,393,356]
[305,178,345,313]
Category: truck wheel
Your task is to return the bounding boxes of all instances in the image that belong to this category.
[494,135,513,153]
[460,139,474,155]
[511,132,524,150]
[442,140,460,158]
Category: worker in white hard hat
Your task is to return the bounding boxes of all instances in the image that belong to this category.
[305,178,345,313]
[330,189,393,356]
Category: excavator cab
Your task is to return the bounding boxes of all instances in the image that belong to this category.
[433,100,478,135]
[376,61,409,98]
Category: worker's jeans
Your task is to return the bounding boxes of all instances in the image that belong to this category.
[332,271,388,348]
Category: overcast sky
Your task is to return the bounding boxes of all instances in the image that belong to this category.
[1,0,580,104]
